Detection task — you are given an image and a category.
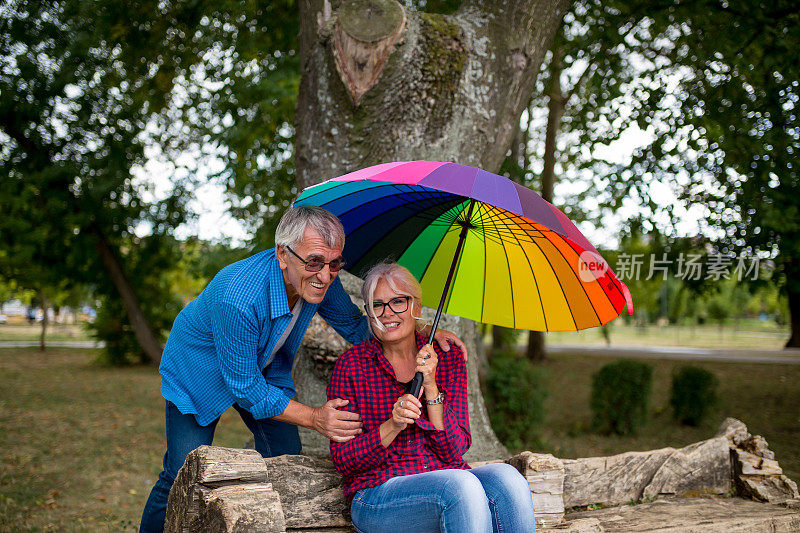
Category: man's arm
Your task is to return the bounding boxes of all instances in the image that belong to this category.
[273,398,362,442]
[211,301,294,419]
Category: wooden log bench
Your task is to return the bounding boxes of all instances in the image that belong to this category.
[164,418,799,532]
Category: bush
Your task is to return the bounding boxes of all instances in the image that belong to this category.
[590,359,653,435]
[670,366,718,426]
[484,353,549,450]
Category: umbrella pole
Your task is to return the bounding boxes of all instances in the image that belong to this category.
[410,200,476,397]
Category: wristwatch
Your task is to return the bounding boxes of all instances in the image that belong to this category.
[426,391,445,405]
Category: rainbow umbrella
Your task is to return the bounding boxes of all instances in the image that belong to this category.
[295,161,633,392]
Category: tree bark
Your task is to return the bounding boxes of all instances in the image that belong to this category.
[92,227,164,365]
[295,0,568,457]
[295,0,569,187]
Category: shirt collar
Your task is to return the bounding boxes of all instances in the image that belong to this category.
[367,331,428,379]
[268,248,292,320]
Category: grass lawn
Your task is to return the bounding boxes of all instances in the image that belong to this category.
[532,352,800,484]
[545,320,791,350]
[0,323,92,343]
[0,347,797,531]
[1,320,792,349]
[0,348,251,532]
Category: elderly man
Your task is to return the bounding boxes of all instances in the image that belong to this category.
[140,206,465,532]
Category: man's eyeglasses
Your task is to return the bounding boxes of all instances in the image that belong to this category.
[285,246,346,272]
[369,296,412,317]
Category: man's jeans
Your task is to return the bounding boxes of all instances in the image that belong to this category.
[139,400,300,532]
[350,462,536,533]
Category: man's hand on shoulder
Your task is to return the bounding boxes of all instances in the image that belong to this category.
[423,326,468,361]
[312,398,363,443]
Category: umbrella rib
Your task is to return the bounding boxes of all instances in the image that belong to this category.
[477,203,488,324]
[526,212,606,327]
[481,203,516,328]
[509,208,580,330]
[554,231,607,326]
[345,195,465,269]
[332,185,458,227]
[486,205,548,331]
[416,200,471,283]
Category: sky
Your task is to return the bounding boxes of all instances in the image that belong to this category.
[135,136,710,250]
[133,105,711,250]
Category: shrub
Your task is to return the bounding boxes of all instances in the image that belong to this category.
[590,359,653,435]
[484,352,549,450]
[670,366,718,426]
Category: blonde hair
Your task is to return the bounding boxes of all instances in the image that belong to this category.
[361,263,422,333]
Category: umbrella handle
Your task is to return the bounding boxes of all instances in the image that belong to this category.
[410,200,476,399]
[409,327,436,397]
[409,372,424,398]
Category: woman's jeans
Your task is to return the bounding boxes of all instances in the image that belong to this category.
[350,463,536,533]
[139,400,300,532]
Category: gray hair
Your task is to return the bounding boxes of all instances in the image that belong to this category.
[275,206,345,249]
[361,263,423,333]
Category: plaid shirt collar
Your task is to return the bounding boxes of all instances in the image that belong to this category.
[364,330,427,381]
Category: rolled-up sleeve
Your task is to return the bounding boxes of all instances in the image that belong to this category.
[211,301,292,419]
[414,349,471,463]
[327,354,389,476]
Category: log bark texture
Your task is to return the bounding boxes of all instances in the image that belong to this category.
[505,452,566,528]
[164,446,285,533]
[262,454,352,529]
[562,437,732,508]
[168,419,800,532]
[559,496,800,533]
[718,418,800,504]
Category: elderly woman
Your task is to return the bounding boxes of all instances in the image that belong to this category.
[327,263,536,533]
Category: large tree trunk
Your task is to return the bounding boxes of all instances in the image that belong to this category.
[294,0,568,459]
[92,227,164,365]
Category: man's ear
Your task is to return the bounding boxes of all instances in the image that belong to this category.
[276,245,288,269]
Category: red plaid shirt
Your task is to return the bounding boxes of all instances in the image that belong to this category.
[327,332,471,504]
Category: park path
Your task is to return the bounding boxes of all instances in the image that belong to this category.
[0,341,104,349]
[2,340,800,364]
[546,343,800,364]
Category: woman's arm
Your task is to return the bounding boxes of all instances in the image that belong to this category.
[379,393,422,447]
[326,352,396,476]
[414,346,471,463]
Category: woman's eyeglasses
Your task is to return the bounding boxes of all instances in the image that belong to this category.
[286,246,346,272]
[369,296,411,317]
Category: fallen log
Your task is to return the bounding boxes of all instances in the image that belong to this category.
[165,418,799,531]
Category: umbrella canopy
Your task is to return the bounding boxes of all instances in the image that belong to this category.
[294,160,633,333]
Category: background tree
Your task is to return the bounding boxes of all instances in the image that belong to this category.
[0,1,210,363]
[533,0,800,347]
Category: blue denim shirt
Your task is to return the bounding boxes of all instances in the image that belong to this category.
[159,249,369,426]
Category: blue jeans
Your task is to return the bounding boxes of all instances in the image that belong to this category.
[139,400,300,532]
[350,463,536,533]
